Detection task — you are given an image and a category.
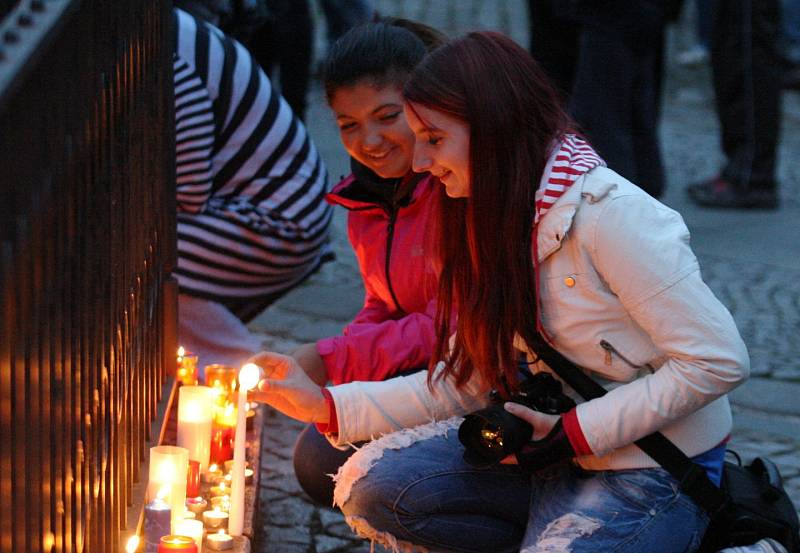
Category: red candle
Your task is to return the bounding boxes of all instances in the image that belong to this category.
[210,424,234,465]
[157,535,198,552]
[186,460,201,498]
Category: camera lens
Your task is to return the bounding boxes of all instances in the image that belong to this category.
[458,406,533,467]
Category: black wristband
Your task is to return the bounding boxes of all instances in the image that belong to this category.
[515,418,576,473]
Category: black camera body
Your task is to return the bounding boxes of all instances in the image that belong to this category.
[458,372,576,467]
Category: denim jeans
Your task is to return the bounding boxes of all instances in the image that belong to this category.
[339,425,709,553]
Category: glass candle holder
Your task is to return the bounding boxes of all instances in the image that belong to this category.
[157,535,197,553]
[177,386,214,471]
[210,496,230,512]
[186,460,201,498]
[210,424,234,465]
[204,364,238,404]
[148,446,189,532]
[202,464,224,484]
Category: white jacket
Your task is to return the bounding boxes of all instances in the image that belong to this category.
[326,166,749,471]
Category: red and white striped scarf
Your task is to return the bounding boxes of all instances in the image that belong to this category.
[534,134,605,224]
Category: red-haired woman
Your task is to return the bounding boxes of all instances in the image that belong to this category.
[249,31,749,552]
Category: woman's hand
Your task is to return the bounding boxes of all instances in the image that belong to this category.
[246,351,329,424]
[499,403,561,465]
[290,342,328,386]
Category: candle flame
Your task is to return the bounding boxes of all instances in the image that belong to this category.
[218,529,225,535]
[239,363,261,391]
[177,346,185,357]
[125,535,140,553]
[210,463,218,472]
[219,481,226,490]
[156,485,170,500]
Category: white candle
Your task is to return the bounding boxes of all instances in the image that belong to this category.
[174,518,204,553]
[177,386,214,471]
[227,363,260,536]
[147,446,189,532]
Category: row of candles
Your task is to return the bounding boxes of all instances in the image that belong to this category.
[126,350,261,552]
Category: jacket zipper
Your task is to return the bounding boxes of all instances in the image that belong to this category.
[384,206,404,313]
[599,340,655,373]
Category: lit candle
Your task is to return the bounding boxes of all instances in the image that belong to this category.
[174,519,204,553]
[126,535,141,553]
[177,386,214,471]
[209,481,228,497]
[202,463,223,484]
[144,493,171,553]
[185,497,208,516]
[205,530,234,551]
[210,423,234,465]
[202,508,229,531]
[204,364,238,404]
[177,347,199,386]
[186,460,201,498]
[228,363,260,536]
[148,446,189,533]
[158,535,198,553]
[210,496,230,512]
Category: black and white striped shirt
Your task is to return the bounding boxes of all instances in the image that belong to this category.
[173,8,331,314]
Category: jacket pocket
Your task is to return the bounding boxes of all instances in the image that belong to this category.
[597,339,656,381]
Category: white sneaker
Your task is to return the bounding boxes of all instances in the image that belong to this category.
[718,538,789,553]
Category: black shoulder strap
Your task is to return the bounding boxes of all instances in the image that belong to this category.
[534,341,727,515]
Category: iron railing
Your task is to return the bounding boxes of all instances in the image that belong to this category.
[0,1,175,552]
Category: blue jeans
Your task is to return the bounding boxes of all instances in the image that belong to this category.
[339,426,709,553]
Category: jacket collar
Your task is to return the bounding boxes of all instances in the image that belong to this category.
[327,163,433,212]
[535,167,617,263]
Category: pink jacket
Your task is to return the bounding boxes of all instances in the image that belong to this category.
[316,171,441,385]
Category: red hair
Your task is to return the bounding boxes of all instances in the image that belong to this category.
[403,32,573,393]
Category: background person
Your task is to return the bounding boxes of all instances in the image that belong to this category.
[249,31,749,553]
[173,7,333,372]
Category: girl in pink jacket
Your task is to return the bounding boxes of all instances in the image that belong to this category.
[289,18,447,506]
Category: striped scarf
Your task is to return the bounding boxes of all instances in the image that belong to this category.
[534,134,605,224]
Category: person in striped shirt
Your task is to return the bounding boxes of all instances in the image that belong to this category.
[173,7,332,371]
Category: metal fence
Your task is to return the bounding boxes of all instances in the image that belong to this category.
[0,1,175,552]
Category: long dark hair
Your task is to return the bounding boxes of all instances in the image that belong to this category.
[321,18,446,101]
[404,32,573,393]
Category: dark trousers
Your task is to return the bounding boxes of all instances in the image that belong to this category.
[711,0,782,189]
[528,1,668,197]
[246,0,313,120]
[293,424,359,507]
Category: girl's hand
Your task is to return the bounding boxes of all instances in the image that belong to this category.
[499,403,561,465]
[246,351,329,424]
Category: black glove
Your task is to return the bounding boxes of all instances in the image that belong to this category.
[515,418,576,473]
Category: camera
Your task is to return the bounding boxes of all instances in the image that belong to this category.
[458,372,576,467]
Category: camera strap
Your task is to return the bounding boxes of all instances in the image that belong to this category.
[533,340,727,516]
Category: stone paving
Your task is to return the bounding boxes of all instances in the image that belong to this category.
[249,1,800,551]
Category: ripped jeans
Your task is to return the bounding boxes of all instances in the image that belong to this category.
[336,419,709,553]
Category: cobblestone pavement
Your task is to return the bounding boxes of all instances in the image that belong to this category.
[251,1,800,551]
